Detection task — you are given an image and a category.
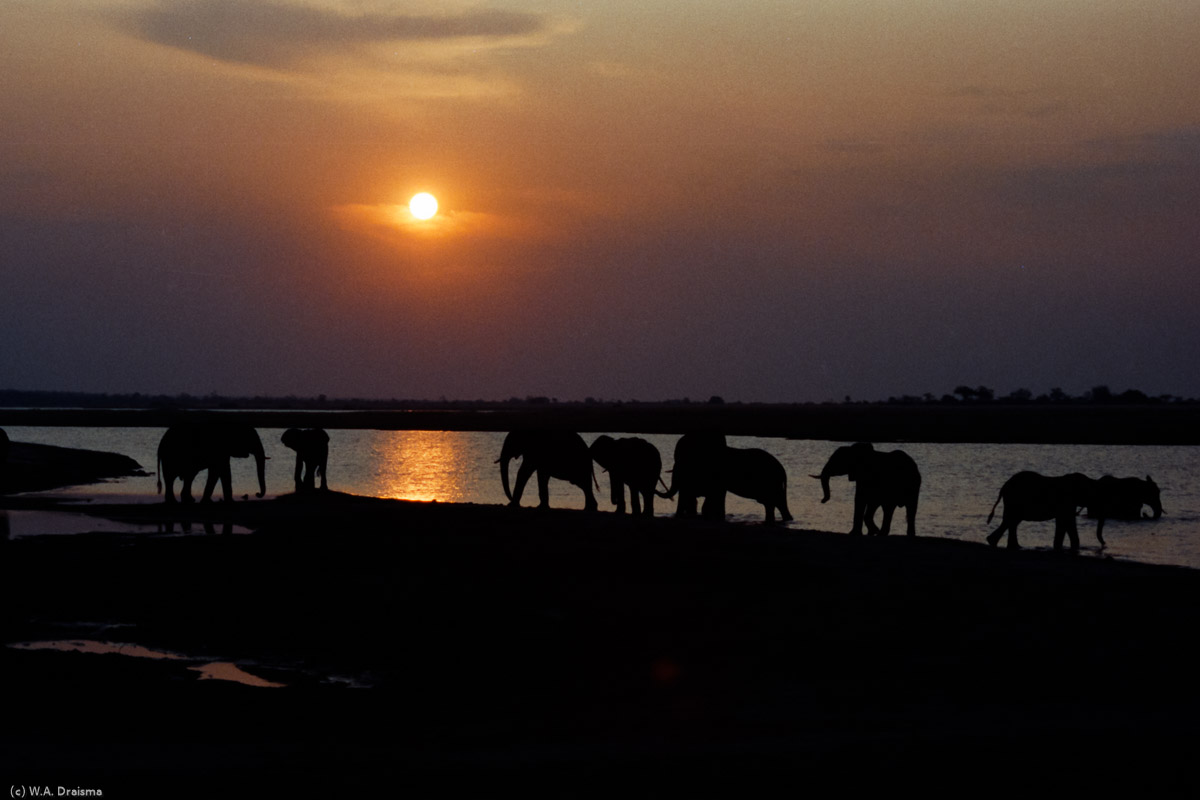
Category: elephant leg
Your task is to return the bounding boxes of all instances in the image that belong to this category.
[163,474,178,504]
[536,469,552,508]
[201,467,220,502]
[863,502,882,536]
[701,491,726,521]
[610,476,626,513]
[293,456,304,493]
[641,489,654,517]
[580,480,598,512]
[850,489,866,536]
[878,505,895,536]
[987,522,1016,548]
[777,495,794,523]
[1065,515,1080,551]
[510,461,535,505]
[304,460,317,492]
[181,471,198,504]
[318,459,328,491]
[629,484,641,515]
[905,499,918,537]
[678,492,698,518]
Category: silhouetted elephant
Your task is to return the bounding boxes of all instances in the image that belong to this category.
[658,432,728,519]
[498,429,598,511]
[589,435,664,516]
[660,433,794,523]
[157,422,267,504]
[1084,475,1163,544]
[814,443,921,536]
[986,471,1100,551]
[281,428,329,493]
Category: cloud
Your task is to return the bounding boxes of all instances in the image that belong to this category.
[119,0,553,69]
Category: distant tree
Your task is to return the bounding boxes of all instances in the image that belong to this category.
[975,386,995,402]
[1004,388,1033,403]
[708,395,725,405]
[1118,388,1150,404]
[1048,387,1069,403]
[1088,385,1113,403]
[953,386,976,402]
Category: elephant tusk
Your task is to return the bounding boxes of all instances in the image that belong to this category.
[809,474,822,480]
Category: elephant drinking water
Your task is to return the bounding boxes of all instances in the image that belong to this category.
[157,422,267,504]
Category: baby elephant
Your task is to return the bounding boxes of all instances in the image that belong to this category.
[281,428,330,494]
[590,435,664,516]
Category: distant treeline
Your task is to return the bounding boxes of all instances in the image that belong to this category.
[0,385,1192,411]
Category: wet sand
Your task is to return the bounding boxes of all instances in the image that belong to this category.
[4,489,1200,795]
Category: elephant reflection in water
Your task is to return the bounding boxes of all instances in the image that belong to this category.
[589,435,664,516]
[497,429,598,511]
[659,433,794,523]
[156,422,267,503]
[281,428,330,494]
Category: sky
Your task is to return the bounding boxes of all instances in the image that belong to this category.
[2,1,1198,403]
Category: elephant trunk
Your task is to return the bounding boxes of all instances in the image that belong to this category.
[499,445,516,502]
[252,437,267,499]
[815,469,832,504]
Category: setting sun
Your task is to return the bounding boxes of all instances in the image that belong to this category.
[409,193,438,220]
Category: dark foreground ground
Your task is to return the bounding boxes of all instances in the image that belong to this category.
[3,490,1200,796]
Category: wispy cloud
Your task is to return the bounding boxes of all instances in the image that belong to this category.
[118,0,554,69]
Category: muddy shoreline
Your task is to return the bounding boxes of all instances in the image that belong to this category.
[4,492,1200,793]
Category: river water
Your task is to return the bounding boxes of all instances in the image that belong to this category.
[5,426,1198,570]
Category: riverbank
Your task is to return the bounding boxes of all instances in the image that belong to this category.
[3,402,1199,444]
[0,439,147,494]
[4,492,1199,795]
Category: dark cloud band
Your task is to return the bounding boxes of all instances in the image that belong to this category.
[121,0,549,67]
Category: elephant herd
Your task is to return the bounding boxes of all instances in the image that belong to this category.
[0,423,1162,551]
[155,422,327,504]
[495,429,1164,551]
[498,431,925,533]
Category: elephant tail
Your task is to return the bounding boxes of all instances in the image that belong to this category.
[986,489,1003,524]
[656,469,678,500]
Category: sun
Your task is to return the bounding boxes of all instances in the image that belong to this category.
[409,192,438,220]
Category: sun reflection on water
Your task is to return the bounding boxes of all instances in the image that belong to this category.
[370,430,477,503]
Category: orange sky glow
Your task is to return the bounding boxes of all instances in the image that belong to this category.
[3,1,1199,401]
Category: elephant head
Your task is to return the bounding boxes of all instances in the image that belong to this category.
[589,435,618,474]
[1144,475,1164,519]
[814,442,875,503]
[497,430,528,502]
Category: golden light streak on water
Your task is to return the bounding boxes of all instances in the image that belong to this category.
[371,430,473,503]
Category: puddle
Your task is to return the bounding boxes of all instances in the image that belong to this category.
[192,661,285,688]
[2,509,252,537]
[9,640,286,688]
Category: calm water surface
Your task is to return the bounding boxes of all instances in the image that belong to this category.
[6,427,1199,570]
